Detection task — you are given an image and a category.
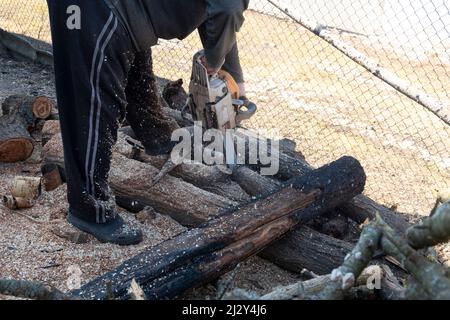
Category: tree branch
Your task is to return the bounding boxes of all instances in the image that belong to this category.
[0,279,72,300]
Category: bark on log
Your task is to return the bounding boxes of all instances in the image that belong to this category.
[0,29,37,62]
[41,163,63,192]
[131,149,251,203]
[232,166,281,198]
[73,156,366,300]
[0,114,34,163]
[2,95,54,131]
[43,134,238,227]
[342,196,411,234]
[233,128,413,233]
[317,221,381,299]
[0,279,70,300]
[406,201,450,249]
[377,216,450,299]
[259,225,354,275]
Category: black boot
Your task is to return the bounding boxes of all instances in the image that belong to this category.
[68,212,143,246]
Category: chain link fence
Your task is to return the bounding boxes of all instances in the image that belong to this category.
[1,0,449,216]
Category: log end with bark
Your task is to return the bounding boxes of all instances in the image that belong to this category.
[2,95,54,129]
[0,95,55,163]
[0,115,34,163]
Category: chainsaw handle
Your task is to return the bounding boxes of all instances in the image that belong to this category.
[236,100,257,122]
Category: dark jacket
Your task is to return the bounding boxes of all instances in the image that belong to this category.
[103,0,249,82]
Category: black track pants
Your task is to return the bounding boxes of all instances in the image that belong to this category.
[47,0,141,224]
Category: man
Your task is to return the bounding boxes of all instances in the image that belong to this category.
[47,0,249,245]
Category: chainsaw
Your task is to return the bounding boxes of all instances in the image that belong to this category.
[187,50,257,166]
[188,50,257,130]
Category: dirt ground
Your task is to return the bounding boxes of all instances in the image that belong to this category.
[0,4,449,300]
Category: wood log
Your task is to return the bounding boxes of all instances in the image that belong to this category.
[2,95,54,131]
[2,195,35,210]
[342,196,411,234]
[41,163,63,192]
[232,166,281,198]
[36,49,54,66]
[259,225,353,275]
[0,29,37,62]
[317,221,381,299]
[163,107,193,128]
[116,132,361,276]
[0,279,70,301]
[119,131,353,275]
[406,201,450,249]
[73,156,366,299]
[0,114,34,163]
[131,149,251,203]
[233,128,412,233]
[376,216,450,299]
[10,176,42,199]
[44,125,364,276]
[43,133,238,227]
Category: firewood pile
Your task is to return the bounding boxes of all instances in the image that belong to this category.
[0,85,449,301]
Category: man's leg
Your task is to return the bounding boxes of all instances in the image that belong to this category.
[125,50,179,155]
[47,0,142,244]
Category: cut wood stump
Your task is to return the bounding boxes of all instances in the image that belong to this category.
[0,114,34,163]
[41,163,63,192]
[10,176,42,199]
[2,95,54,131]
